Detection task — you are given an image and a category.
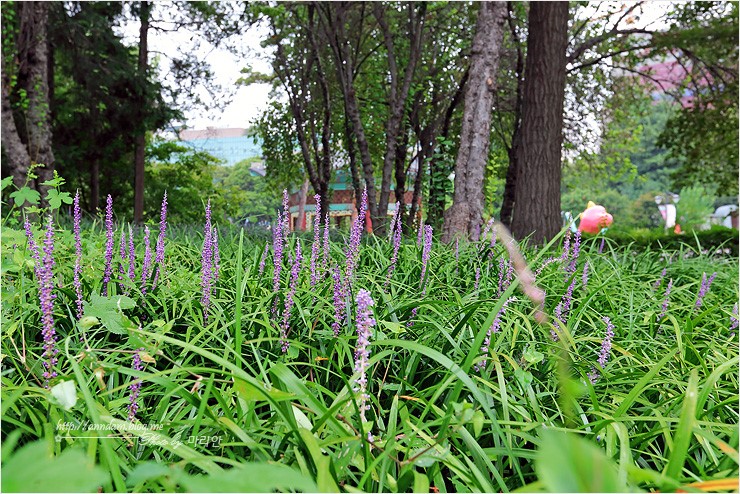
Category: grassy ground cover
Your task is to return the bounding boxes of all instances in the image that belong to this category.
[1,205,738,492]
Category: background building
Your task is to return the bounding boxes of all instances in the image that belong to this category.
[179,127,262,166]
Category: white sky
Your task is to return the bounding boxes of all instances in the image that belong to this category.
[119,10,272,131]
[120,1,674,133]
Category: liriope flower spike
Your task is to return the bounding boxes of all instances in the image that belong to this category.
[102,194,115,296]
[127,348,145,421]
[73,190,83,319]
[153,191,168,287]
[353,289,375,430]
[695,272,717,311]
[475,297,514,372]
[280,240,303,352]
[311,194,321,288]
[40,216,58,387]
[588,317,615,384]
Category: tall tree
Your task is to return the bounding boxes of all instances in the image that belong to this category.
[133,1,150,224]
[442,2,507,242]
[317,2,428,234]
[264,3,335,218]
[509,2,569,244]
[1,1,55,198]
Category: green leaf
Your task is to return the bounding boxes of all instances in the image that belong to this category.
[665,369,699,480]
[472,410,485,437]
[233,378,294,402]
[125,462,173,487]
[46,189,74,210]
[49,380,78,411]
[83,294,136,335]
[40,175,65,188]
[514,368,533,387]
[1,440,108,492]
[178,463,318,493]
[535,429,630,493]
[9,187,40,207]
[1,176,14,192]
[523,346,544,364]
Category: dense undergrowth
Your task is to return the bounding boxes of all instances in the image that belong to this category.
[1,206,738,492]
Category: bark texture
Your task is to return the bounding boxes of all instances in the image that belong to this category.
[22,1,55,192]
[509,2,569,244]
[1,65,31,190]
[442,2,507,243]
[2,2,54,195]
[133,1,150,223]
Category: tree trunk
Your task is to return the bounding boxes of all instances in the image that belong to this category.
[499,2,526,228]
[297,178,310,231]
[20,1,55,198]
[373,3,425,235]
[133,1,150,224]
[1,62,31,190]
[509,2,568,244]
[343,111,363,214]
[442,2,507,243]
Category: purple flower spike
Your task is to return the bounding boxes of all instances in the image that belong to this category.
[561,230,571,261]
[730,304,738,335]
[127,226,136,285]
[385,203,403,290]
[417,219,424,247]
[73,191,83,319]
[474,266,481,292]
[258,243,269,276]
[141,226,152,294]
[322,212,330,272]
[24,218,41,279]
[102,194,115,296]
[598,237,605,254]
[653,267,667,290]
[589,316,615,384]
[695,272,717,311]
[273,192,288,293]
[345,187,367,285]
[582,262,589,290]
[354,289,375,426]
[332,265,346,337]
[475,297,514,372]
[201,200,215,322]
[39,216,58,387]
[388,202,400,241]
[658,279,673,320]
[567,231,581,276]
[311,195,321,288]
[127,348,145,421]
[497,258,506,297]
[420,225,433,295]
[118,228,128,294]
[280,240,303,352]
[282,189,290,241]
[153,192,168,287]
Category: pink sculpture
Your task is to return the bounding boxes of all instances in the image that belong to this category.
[579,201,613,234]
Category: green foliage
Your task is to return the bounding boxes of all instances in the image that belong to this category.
[2,440,109,492]
[624,191,666,230]
[655,2,739,195]
[677,185,717,231]
[535,429,630,492]
[606,225,738,256]
[144,139,233,224]
[212,158,280,223]
[2,206,737,492]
